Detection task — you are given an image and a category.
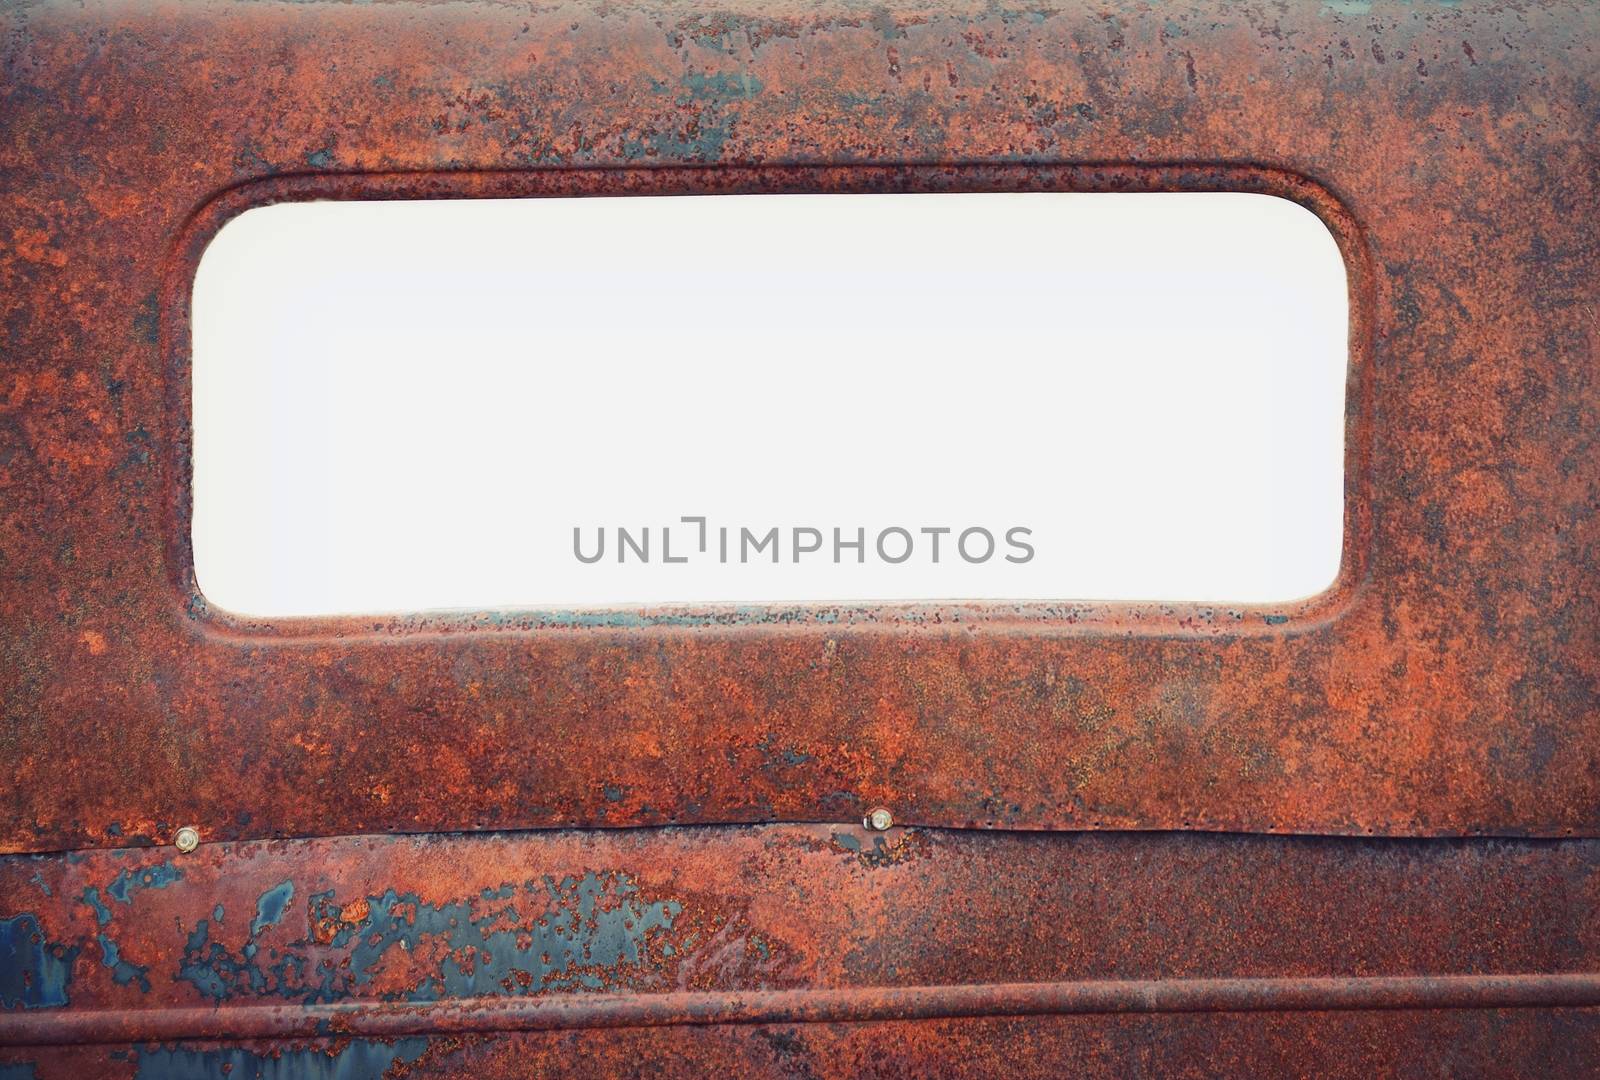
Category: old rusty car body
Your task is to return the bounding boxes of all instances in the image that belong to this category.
[2,0,1598,1075]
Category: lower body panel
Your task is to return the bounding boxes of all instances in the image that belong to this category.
[3,826,1597,1076]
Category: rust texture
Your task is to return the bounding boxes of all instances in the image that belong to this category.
[3,826,1600,1072]
[8,1015,1600,1080]
[0,1,1597,849]
[2,0,1599,1073]
[1,0,1597,852]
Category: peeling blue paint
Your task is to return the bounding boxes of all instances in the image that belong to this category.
[680,71,763,100]
[72,861,185,994]
[177,871,682,1005]
[621,107,733,161]
[133,1039,429,1080]
[0,914,77,1009]
[250,881,294,938]
[81,888,113,927]
[179,917,321,1003]
[758,733,812,770]
[407,975,442,1003]
[104,862,183,905]
[95,932,150,993]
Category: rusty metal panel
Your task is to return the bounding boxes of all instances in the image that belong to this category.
[4,827,1600,1072]
[0,0,1595,850]
[2,0,1598,1073]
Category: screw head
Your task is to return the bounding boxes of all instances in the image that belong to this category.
[865,807,894,831]
[173,826,200,853]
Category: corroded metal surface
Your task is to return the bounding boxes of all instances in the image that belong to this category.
[10,1014,1600,1080]
[3,826,1600,1067]
[0,0,1596,852]
[2,0,1599,1072]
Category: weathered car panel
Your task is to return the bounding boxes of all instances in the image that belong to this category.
[2,0,1596,1073]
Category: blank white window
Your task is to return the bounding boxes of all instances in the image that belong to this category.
[191,192,1348,617]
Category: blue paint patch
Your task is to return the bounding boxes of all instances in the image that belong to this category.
[758,733,812,770]
[679,71,763,100]
[81,888,113,927]
[104,862,183,906]
[0,1064,39,1080]
[621,107,733,162]
[177,920,245,1001]
[0,914,78,1009]
[1264,614,1290,625]
[250,881,294,938]
[95,933,150,993]
[354,872,678,999]
[72,860,186,991]
[178,871,682,1005]
[180,917,322,1002]
[134,1039,429,1080]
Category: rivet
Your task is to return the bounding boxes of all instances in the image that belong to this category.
[174,825,200,853]
[864,807,894,831]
